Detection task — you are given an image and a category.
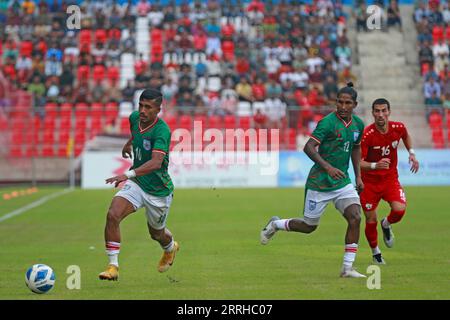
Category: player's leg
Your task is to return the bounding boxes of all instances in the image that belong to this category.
[99,195,137,280]
[360,183,385,263]
[144,193,179,272]
[380,180,407,248]
[260,188,325,245]
[334,185,365,278]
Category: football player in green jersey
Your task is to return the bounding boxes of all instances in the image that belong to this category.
[260,83,366,278]
[99,89,179,281]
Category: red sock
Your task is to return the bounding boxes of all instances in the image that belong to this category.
[387,209,406,224]
[365,221,378,249]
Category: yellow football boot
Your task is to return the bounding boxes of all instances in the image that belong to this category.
[158,241,179,273]
[98,264,119,281]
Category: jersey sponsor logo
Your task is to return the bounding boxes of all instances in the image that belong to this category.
[365,203,372,210]
[392,140,399,149]
[353,131,360,142]
[143,138,152,151]
[309,200,317,211]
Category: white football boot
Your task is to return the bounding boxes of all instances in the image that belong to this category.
[340,267,367,278]
[260,216,280,245]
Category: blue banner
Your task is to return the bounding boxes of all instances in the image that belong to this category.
[278,150,450,187]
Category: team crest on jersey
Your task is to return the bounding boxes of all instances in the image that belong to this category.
[392,140,399,149]
[353,131,360,142]
[309,200,317,211]
[143,138,152,151]
[365,203,372,210]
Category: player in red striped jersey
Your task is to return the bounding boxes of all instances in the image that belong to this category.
[360,98,419,264]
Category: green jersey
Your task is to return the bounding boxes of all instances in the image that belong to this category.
[306,112,364,192]
[128,111,174,197]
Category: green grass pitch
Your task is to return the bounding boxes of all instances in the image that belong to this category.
[1,186,449,300]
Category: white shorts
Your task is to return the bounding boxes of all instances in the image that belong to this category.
[115,180,173,230]
[303,184,361,226]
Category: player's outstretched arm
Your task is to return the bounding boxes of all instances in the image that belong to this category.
[304,138,345,180]
[105,151,165,188]
[351,144,364,193]
[402,134,419,173]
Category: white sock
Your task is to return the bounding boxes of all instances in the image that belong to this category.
[382,218,390,228]
[343,243,358,270]
[372,246,381,255]
[162,239,174,252]
[273,219,291,231]
[106,241,120,267]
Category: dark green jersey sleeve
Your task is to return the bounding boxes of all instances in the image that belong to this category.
[152,123,171,154]
[353,117,365,145]
[310,118,330,144]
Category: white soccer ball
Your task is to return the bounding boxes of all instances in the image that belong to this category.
[25,264,56,294]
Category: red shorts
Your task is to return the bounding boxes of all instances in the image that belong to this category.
[360,178,406,212]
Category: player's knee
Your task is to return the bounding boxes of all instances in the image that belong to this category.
[348,211,361,226]
[106,208,122,225]
[391,203,406,212]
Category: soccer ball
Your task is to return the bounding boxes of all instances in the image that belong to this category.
[25,264,56,294]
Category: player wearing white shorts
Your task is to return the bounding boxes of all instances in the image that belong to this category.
[99,89,179,281]
[260,83,366,278]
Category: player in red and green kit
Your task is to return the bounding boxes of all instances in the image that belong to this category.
[99,89,178,281]
[260,83,366,278]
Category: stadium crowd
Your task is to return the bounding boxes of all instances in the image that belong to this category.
[0,0,355,131]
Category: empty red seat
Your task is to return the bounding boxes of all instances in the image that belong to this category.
[285,128,297,150]
[41,145,55,157]
[93,64,106,83]
[9,145,23,158]
[45,102,58,117]
[239,116,251,130]
[109,28,121,41]
[224,115,236,129]
[75,103,90,118]
[24,145,38,158]
[164,115,176,130]
[75,131,86,144]
[75,117,87,131]
[79,29,92,45]
[429,112,443,127]
[91,102,103,119]
[120,117,129,134]
[77,65,90,81]
[20,40,33,57]
[107,66,119,87]
[43,117,56,131]
[42,130,54,144]
[74,144,84,157]
[57,144,68,157]
[59,130,70,145]
[179,115,192,130]
[94,29,107,44]
[105,102,119,121]
[60,103,72,118]
[208,115,221,129]
[11,131,24,144]
[193,115,207,128]
[91,117,103,137]
[150,28,163,43]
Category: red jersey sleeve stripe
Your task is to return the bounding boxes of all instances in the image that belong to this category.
[152,149,167,155]
[310,135,321,144]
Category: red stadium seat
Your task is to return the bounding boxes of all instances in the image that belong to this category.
[74,131,86,145]
[60,103,72,118]
[285,128,297,150]
[150,28,163,43]
[429,112,443,127]
[107,66,120,87]
[120,117,129,134]
[57,144,68,157]
[91,103,103,119]
[238,116,251,130]
[45,102,58,118]
[179,115,192,130]
[11,131,24,145]
[163,115,177,130]
[193,115,207,128]
[75,103,90,118]
[75,117,87,131]
[79,29,92,45]
[224,115,236,129]
[41,145,55,157]
[208,115,221,129]
[105,102,119,122]
[90,117,103,138]
[9,145,24,158]
[24,144,38,158]
[77,65,90,81]
[42,130,55,144]
[43,117,56,131]
[58,130,70,145]
[74,144,84,157]
[93,64,106,83]
[20,40,33,57]
[108,28,121,41]
[94,29,108,44]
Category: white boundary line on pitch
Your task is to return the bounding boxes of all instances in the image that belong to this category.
[0,188,74,223]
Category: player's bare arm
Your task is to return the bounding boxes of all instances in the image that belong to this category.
[122,137,133,159]
[106,151,165,187]
[304,138,346,180]
[360,158,391,171]
[351,144,364,193]
[402,134,419,173]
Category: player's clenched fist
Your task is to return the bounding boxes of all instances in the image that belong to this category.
[376,158,390,170]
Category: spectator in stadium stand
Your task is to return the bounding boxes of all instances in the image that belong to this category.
[434,52,449,75]
[265,77,282,100]
[235,76,253,102]
[424,76,442,99]
[387,0,402,32]
[419,41,435,67]
[252,77,267,102]
[221,85,239,115]
[413,1,430,25]
[265,52,281,80]
[443,92,450,111]
[353,2,368,32]
[137,0,150,17]
[122,81,135,103]
[265,94,286,129]
[323,75,339,101]
[425,90,444,121]
[338,66,357,88]
[247,0,265,25]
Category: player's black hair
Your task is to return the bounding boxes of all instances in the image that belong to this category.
[140,88,163,105]
[371,98,391,111]
[337,82,358,102]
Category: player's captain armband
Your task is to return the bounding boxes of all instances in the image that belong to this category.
[370,163,376,170]
[125,170,136,178]
[408,148,415,155]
